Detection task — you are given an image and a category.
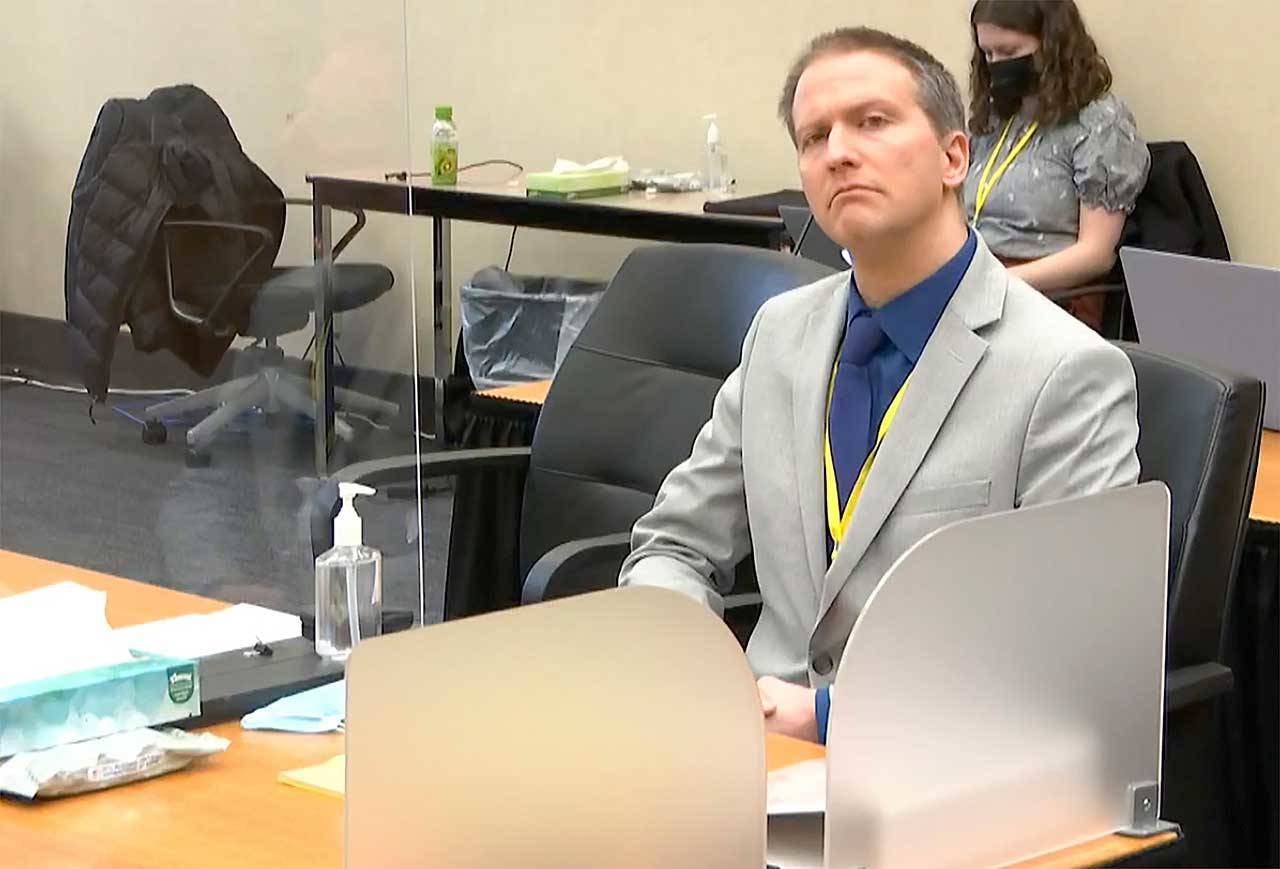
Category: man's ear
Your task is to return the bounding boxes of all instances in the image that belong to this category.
[941,130,970,193]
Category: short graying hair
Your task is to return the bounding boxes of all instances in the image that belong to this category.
[778,27,966,143]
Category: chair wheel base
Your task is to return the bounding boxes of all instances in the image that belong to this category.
[141,420,167,445]
[185,448,211,468]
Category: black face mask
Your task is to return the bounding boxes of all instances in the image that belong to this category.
[988,54,1038,116]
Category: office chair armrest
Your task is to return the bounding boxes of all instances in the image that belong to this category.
[521,532,633,605]
[1165,662,1234,713]
[723,592,763,610]
[284,197,367,260]
[1042,281,1126,304]
[310,447,533,557]
[522,536,763,615]
[160,220,274,335]
[332,446,532,487]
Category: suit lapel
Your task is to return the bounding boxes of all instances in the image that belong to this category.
[815,241,1008,623]
[791,276,849,599]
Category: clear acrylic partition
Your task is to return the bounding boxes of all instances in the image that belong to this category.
[345,586,767,868]
[0,3,428,625]
[825,483,1171,869]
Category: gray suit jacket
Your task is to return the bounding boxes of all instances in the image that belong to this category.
[618,237,1140,687]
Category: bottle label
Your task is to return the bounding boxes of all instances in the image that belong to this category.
[433,144,458,185]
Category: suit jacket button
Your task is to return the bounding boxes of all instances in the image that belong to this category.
[812,653,833,675]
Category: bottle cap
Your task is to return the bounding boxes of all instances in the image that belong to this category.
[334,482,375,547]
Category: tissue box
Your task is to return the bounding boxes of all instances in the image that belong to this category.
[0,654,200,757]
[525,167,630,199]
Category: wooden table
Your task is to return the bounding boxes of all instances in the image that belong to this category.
[0,551,344,868]
[1252,430,1280,524]
[473,379,553,408]
[1,550,1176,867]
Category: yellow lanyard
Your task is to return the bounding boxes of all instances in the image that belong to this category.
[823,361,911,555]
[973,117,1039,222]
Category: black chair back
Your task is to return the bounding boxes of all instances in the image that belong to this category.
[1120,343,1264,668]
[517,243,834,580]
[1119,343,1264,867]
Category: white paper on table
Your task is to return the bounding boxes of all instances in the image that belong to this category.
[111,603,301,659]
[766,757,827,816]
[0,582,137,689]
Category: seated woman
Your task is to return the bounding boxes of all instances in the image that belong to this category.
[964,0,1150,331]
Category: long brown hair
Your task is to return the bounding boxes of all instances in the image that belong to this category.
[968,0,1112,135]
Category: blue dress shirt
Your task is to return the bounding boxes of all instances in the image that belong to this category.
[815,229,977,745]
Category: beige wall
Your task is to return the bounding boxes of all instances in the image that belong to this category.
[3,1,1276,378]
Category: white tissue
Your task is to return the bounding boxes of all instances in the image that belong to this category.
[549,156,630,175]
[0,582,137,690]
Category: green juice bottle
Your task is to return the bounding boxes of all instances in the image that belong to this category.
[431,105,458,186]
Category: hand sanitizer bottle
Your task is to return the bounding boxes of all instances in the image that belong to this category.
[315,483,383,661]
[702,114,731,195]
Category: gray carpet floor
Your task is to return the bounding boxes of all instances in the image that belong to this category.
[0,381,451,623]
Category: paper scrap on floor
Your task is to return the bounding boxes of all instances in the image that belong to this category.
[280,753,345,798]
[0,581,137,689]
[767,757,826,816]
[112,603,301,659]
[241,679,345,733]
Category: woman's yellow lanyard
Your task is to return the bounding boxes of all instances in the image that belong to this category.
[973,116,1039,222]
[823,358,911,555]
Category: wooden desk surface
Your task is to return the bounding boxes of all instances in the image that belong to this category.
[0,550,1176,867]
[474,379,553,407]
[1253,430,1280,524]
[0,551,344,869]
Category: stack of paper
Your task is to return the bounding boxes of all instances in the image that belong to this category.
[112,604,301,659]
[766,758,826,816]
[279,754,345,798]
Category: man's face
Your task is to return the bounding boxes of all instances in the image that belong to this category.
[791,50,966,250]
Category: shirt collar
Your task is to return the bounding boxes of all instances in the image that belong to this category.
[847,228,977,363]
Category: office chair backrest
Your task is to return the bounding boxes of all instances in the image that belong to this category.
[517,243,834,581]
[1119,343,1264,668]
[1122,141,1230,263]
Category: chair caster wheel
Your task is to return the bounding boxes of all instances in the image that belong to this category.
[185,449,211,468]
[142,420,167,445]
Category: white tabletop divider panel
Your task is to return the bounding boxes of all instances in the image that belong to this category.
[825,483,1172,869]
[345,586,766,868]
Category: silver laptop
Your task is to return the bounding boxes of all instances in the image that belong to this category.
[779,205,849,271]
[1121,247,1278,429]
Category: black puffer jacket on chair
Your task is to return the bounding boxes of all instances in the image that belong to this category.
[64,84,283,400]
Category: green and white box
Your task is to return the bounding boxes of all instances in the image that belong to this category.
[0,654,199,757]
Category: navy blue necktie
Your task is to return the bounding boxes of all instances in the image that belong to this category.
[829,313,886,505]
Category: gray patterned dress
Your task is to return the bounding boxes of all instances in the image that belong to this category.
[963,93,1151,261]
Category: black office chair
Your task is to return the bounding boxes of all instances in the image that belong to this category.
[1047,141,1230,340]
[310,243,834,642]
[1118,343,1265,867]
[142,198,395,466]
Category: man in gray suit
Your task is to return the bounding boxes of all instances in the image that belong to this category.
[619,28,1139,742]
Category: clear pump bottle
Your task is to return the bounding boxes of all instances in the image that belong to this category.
[315,483,383,661]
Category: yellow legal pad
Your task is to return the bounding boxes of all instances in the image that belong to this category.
[278,753,345,798]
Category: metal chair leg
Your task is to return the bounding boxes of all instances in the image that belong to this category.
[185,376,268,453]
[144,374,258,420]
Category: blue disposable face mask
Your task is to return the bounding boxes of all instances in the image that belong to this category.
[240,680,345,733]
